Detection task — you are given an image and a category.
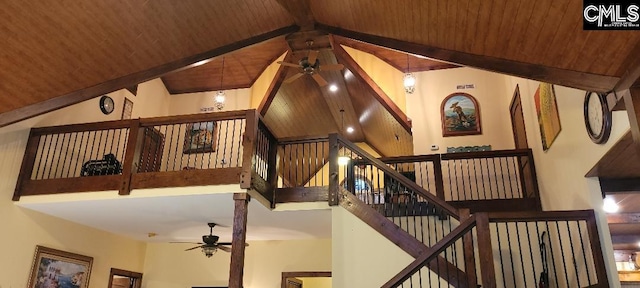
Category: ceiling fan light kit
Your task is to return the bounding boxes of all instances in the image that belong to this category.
[278,50,344,87]
[176,222,240,258]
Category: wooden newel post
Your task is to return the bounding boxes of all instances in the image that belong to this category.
[460,209,478,287]
[229,193,250,288]
[328,134,339,206]
[476,212,497,288]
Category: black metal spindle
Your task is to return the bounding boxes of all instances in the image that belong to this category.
[577,221,592,285]
[545,221,560,288]
[567,221,581,287]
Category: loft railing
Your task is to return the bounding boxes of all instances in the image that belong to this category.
[375,149,541,212]
[13,110,276,201]
[382,210,608,288]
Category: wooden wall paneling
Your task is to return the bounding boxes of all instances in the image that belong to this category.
[259,51,292,115]
[274,0,315,30]
[0,24,298,128]
[322,26,620,93]
[585,132,640,178]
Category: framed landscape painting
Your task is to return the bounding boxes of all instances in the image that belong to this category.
[27,246,93,288]
[441,93,482,137]
[183,121,218,154]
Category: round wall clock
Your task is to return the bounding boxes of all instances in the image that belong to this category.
[583,91,612,144]
[99,95,115,115]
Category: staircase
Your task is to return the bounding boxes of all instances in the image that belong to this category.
[326,134,609,288]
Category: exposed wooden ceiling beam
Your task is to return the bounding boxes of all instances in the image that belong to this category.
[319,24,619,93]
[615,41,640,92]
[608,213,640,224]
[331,38,412,134]
[611,234,640,244]
[624,87,640,155]
[258,51,292,116]
[0,25,299,128]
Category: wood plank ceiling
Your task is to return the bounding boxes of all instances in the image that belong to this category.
[2,0,640,127]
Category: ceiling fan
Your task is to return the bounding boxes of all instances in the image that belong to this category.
[277,49,344,86]
[174,223,247,258]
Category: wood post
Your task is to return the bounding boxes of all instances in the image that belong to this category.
[475,212,496,288]
[328,134,339,206]
[229,193,250,288]
[241,110,258,190]
[13,129,41,201]
[120,119,141,195]
[460,209,478,287]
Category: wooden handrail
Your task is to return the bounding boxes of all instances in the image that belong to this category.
[277,135,329,144]
[32,119,134,136]
[440,149,531,160]
[381,215,478,288]
[139,110,248,126]
[333,133,460,219]
[486,210,595,222]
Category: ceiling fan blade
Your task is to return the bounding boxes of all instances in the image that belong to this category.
[312,73,328,86]
[320,64,344,71]
[217,245,232,252]
[277,61,300,68]
[217,242,232,245]
[185,245,204,251]
[284,72,304,83]
[170,241,203,244]
[307,50,319,64]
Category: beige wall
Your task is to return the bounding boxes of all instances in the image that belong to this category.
[251,53,287,109]
[168,88,252,116]
[406,67,515,155]
[142,239,331,288]
[0,95,148,288]
[503,77,630,287]
[130,78,172,118]
[299,276,332,288]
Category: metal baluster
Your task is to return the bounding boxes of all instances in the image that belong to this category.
[525,222,538,287]
[546,221,560,288]
[577,221,592,285]
[567,221,581,287]
[465,159,472,200]
[557,221,570,287]
[495,223,507,286]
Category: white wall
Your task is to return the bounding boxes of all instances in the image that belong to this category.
[503,77,630,287]
[142,239,331,288]
[407,67,515,155]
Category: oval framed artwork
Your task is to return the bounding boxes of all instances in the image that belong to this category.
[440,93,482,137]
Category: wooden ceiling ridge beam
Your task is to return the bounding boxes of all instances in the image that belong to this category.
[318,24,619,93]
[331,37,412,134]
[258,51,293,116]
[274,0,315,31]
[0,25,299,128]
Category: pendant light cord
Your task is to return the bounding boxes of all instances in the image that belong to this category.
[220,57,225,90]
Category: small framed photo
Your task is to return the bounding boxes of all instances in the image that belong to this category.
[441,93,482,137]
[183,121,218,154]
[27,245,93,288]
[122,97,133,120]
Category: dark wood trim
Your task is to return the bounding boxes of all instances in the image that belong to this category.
[320,26,619,93]
[585,210,610,286]
[440,149,532,160]
[624,87,640,155]
[381,215,477,288]
[120,119,141,195]
[125,85,138,96]
[0,26,299,128]
[328,134,340,206]
[250,170,273,207]
[229,193,250,288]
[376,154,441,164]
[599,177,640,193]
[335,133,459,218]
[241,110,259,189]
[460,209,478,287]
[108,268,143,288]
[339,189,468,286]
[607,213,640,224]
[606,89,628,112]
[130,168,243,190]
[331,40,413,133]
[32,119,133,136]
[139,110,247,126]
[448,198,541,213]
[486,210,594,222]
[20,175,122,196]
[281,272,332,288]
[277,135,329,144]
[258,51,292,116]
[611,235,640,243]
[475,212,497,288]
[274,187,329,203]
[13,130,41,201]
[433,156,446,200]
[165,83,253,95]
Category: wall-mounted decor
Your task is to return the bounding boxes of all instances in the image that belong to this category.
[122,97,133,120]
[441,93,481,137]
[27,245,93,288]
[183,121,217,154]
[534,83,561,151]
[446,145,492,153]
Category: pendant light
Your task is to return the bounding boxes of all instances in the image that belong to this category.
[403,54,416,94]
[214,57,226,110]
[338,109,351,166]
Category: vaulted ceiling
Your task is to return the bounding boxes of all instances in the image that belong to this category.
[2,0,639,140]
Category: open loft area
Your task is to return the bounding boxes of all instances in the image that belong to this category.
[2,0,640,287]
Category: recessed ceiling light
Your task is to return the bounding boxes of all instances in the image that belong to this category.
[346,127,354,133]
[329,84,338,92]
[603,197,619,213]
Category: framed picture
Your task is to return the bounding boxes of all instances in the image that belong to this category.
[534,83,561,151]
[441,93,481,137]
[27,245,93,288]
[122,97,133,120]
[183,121,217,154]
